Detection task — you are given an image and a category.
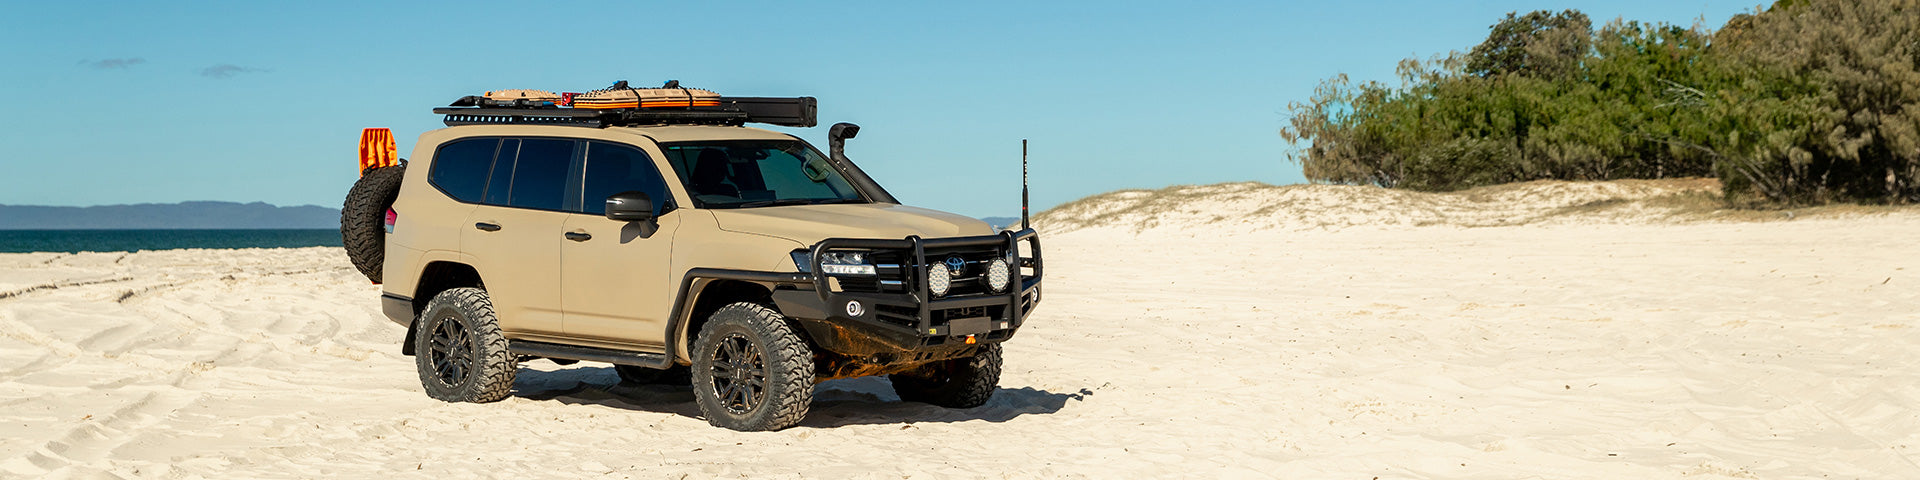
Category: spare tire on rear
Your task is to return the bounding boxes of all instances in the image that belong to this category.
[341,165,404,283]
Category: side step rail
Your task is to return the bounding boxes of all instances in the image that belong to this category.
[508,340,672,369]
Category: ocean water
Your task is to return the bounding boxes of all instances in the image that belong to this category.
[0,229,341,254]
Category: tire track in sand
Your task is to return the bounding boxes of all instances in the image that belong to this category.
[0,276,133,301]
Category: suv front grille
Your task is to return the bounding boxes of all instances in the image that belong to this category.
[826,249,1009,299]
[923,249,1005,298]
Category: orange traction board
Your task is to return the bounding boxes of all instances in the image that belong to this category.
[359,128,397,174]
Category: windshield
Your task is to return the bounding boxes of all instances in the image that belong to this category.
[660,139,868,209]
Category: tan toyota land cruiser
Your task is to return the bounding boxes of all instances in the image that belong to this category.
[340,84,1042,431]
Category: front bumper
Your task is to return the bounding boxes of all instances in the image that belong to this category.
[771,228,1043,358]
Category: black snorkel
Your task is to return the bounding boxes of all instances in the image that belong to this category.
[825,122,899,204]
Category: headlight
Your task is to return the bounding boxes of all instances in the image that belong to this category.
[820,252,866,265]
[793,250,876,275]
[928,263,951,297]
[821,263,876,275]
[986,257,1011,292]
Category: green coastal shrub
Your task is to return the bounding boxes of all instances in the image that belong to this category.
[1282,0,1919,205]
[1710,0,1920,204]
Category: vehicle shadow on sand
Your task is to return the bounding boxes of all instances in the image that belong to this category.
[511,366,1089,428]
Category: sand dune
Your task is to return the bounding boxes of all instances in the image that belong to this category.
[1034,178,1824,233]
[3,181,1919,478]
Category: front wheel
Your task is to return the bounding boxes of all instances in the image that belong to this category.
[689,302,814,431]
[890,344,1002,408]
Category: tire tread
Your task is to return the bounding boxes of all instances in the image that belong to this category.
[414,287,516,403]
[692,302,814,431]
[341,165,404,283]
[891,343,1001,408]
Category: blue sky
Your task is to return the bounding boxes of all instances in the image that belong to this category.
[0,1,1747,218]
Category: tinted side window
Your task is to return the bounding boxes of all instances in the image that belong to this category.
[482,139,520,206]
[429,138,499,203]
[506,139,575,211]
[581,142,669,216]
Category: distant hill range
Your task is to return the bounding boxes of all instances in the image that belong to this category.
[0,202,339,229]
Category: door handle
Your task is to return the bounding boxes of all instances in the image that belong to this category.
[564,231,592,242]
[474,222,502,232]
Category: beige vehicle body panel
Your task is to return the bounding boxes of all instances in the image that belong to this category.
[548,210,680,348]
[380,126,477,304]
[462,204,565,335]
[382,123,996,360]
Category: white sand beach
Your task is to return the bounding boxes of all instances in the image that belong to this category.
[3,181,1918,479]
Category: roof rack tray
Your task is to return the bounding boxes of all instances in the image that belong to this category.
[432,96,816,128]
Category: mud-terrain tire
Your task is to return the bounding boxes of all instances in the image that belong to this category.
[616,364,692,385]
[341,165,404,283]
[690,302,814,431]
[890,343,1002,408]
[413,287,516,403]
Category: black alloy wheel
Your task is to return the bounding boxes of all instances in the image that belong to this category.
[709,332,769,414]
[689,302,813,431]
[427,313,476,388]
[411,287,515,403]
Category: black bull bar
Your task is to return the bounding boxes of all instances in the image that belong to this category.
[766,228,1043,356]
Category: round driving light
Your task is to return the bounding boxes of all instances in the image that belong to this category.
[986,257,1011,292]
[928,263,952,297]
[845,300,865,317]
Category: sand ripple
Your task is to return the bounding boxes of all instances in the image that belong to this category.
[1,199,1917,477]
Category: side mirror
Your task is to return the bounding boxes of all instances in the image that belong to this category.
[604,191,655,222]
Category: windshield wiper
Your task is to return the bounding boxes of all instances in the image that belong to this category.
[730,198,865,208]
[806,198,866,205]
[732,199,819,208]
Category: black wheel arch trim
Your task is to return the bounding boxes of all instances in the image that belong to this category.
[660,268,815,368]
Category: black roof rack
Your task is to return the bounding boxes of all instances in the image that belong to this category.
[432,96,817,128]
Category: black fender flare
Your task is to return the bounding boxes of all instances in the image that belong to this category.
[662,269,814,366]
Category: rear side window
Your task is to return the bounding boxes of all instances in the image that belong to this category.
[428,138,499,203]
[481,139,520,206]
[506,139,576,211]
[581,142,670,216]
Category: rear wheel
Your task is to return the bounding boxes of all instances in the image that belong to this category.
[412,287,516,403]
[689,303,814,431]
[890,344,1002,408]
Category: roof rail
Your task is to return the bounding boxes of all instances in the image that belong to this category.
[432,96,817,128]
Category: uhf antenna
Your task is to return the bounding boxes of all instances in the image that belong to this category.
[1021,139,1030,231]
